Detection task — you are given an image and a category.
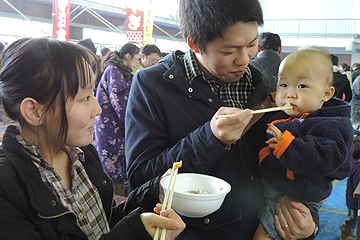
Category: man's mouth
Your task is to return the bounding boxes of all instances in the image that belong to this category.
[232,70,246,77]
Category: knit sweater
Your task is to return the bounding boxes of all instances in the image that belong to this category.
[259,98,353,202]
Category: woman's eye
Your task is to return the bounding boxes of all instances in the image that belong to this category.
[83,96,90,101]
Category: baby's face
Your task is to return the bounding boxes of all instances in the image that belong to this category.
[276,57,331,117]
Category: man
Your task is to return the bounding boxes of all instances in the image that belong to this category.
[352,63,360,82]
[250,32,282,78]
[125,0,317,239]
[331,54,352,102]
[132,44,161,74]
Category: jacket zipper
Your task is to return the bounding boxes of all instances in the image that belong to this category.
[38,210,76,219]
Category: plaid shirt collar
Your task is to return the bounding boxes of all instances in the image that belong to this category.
[178,49,255,109]
[15,134,85,168]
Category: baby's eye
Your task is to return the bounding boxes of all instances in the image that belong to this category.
[298,84,307,89]
[279,84,287,87]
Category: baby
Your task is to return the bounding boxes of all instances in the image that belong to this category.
[253,47,353,240]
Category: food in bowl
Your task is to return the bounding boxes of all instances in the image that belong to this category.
[160,173,231,218]
[186,189,210,195]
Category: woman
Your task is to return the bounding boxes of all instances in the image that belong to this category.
[0,37,184,240]
[94,43,140,196]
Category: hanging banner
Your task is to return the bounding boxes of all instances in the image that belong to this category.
[143,0,154,46]
[126,3,143,44]
[53,0,71,41]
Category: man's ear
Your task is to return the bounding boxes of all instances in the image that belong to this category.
[277,46,282,54]
[20,98,44,126]
[141,53,146,60]
[187,37,200,53]
[323,86,335,102]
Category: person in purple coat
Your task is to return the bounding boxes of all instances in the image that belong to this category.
[340,138,360,240]
[94,43,140,196]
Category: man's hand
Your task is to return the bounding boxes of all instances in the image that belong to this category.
[274,197,315,240]
[211,107,252,146]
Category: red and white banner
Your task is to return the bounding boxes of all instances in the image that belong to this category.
[53,0,71,41]
[126,5,143,44]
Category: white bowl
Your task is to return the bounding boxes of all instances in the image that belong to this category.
[160,173,231,218]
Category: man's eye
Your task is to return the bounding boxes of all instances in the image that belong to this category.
[222,51,235,55]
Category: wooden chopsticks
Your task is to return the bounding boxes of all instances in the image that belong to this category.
[153,161,182,240]
[215,105,293,119]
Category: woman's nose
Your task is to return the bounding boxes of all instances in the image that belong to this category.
[92,97,102,116]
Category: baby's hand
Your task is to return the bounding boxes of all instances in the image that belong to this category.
[266,123,283,149]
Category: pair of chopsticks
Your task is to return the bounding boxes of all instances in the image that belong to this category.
[214,105,293,120]
[153,161,183,240]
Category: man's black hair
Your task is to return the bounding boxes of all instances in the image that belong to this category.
[258,32,281,52]
[179,0,263,52]
[141,44,161,56]
[330,54,339,66]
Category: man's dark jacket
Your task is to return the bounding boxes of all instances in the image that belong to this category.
[0,126,159,240]
[250,50,282,79]
[125,50,278,239]
[351,68,360,82]
[333,71,352,102]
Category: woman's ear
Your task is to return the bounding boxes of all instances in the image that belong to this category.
[20,98,44,126]
[187,37,200,53]
[323,86,335,102]
[124,53,132,60]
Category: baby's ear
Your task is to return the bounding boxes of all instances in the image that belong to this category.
[323,86,335,102]
[20,98,45,126]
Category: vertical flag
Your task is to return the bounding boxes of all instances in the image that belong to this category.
[53,0,71,41]
[126,2,143,44]
[143,0,154,46]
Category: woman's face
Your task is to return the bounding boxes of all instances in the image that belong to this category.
[339,65,345,73]
[65,72,102,147]
[126,53,141,70]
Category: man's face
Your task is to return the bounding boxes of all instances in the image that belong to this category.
[141,53,161,68]
[194,21,258,85]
